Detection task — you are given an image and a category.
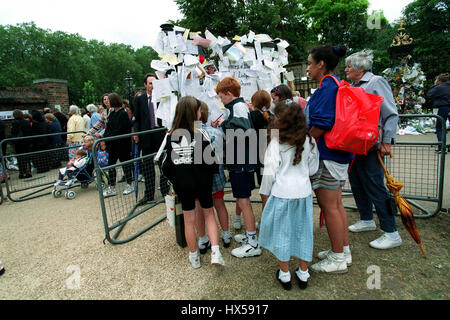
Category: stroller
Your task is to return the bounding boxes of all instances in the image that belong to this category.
[52,150,97,200]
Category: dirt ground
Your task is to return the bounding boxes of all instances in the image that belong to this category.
[0,133,449,300]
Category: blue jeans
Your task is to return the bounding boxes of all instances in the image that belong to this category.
[349,149,397,232]
[436,106,450,142]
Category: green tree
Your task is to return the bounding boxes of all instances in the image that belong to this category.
[0,22,158,107]
[402,0,450,98]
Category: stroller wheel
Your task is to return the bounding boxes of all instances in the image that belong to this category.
[53,189,63,198]
[65,191,76,200]
[81,182,89,189]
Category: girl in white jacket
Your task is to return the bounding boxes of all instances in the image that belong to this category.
[258,100,319,290]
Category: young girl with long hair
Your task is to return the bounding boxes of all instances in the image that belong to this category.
[161,96,224,268]
[258,101,319,290]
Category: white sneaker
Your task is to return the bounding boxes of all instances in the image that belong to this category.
[231,242,262,258]
[138,174,145,182]
[317,249,352,266]
[234,233,247,243]
[349,220,377,233]
[311,253,348,274]
[103,187,117,198]
[211,251,225,266]
[233,217,242,230]
[189,254,201,269]
[369,234,402,250]
[123,184,133,195]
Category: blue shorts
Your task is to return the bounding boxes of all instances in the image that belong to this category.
[229,171,255,199]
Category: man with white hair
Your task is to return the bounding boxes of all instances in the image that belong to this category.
[344,50,402,250]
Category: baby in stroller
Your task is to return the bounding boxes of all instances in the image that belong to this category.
[52,143,95,199]
[54,149,88,186]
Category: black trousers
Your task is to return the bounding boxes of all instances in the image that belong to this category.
[107,147,133,186]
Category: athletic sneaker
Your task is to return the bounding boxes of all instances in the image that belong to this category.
[310,253,348,274]
[317,249,352,266]
[234,233,248,243]
[122,184,133,195]
[348,220,377,232]
[103,187,117,198]
[189,254,201,269]
[369,234,402,250]
[211,251,225,266]
[231,242,262,258]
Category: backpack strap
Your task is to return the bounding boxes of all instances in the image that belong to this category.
[319,74,340,87]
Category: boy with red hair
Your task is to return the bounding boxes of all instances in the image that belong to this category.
[213,77,262,258]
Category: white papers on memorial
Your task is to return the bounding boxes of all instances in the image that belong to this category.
[151,24,290,129]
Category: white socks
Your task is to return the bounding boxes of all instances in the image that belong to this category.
[247,231,258,247]
[198,235,209,246]
[296,269,310,282]
[278,270,291,283]
[222,230,231,241]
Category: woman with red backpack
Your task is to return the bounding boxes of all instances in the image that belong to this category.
[305,45,354,274]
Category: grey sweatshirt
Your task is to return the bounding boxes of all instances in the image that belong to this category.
[353,72,399,144]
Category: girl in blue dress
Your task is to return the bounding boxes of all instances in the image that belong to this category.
[259,101,319,290]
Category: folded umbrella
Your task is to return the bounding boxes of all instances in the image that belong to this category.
[377,151,426,257]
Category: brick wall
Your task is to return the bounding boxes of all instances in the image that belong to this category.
[33,79,69,114]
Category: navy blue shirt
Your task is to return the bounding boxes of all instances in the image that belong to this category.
[306,75,353,164]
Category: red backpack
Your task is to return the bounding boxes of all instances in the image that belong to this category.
[320,75,384,155]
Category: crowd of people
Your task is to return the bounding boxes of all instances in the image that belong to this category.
[1,45,449,290]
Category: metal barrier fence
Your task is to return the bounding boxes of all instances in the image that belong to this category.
[342,114,447,218]
[93,128,169,244]
[0,131,88,202]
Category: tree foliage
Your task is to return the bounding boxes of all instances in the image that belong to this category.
[0,22,159,107]
[174,0,399,64]
[402,0,450,94]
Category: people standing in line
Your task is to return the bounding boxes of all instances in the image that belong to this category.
[87,94,110,138]
[345,49,403,250]
[44,113,65,168]
[66,105,85,160]
[213,77,262,259]
[259,100,319,290]
[81,108,91,132]
[427,73,450,153]
[53,106,68,154]
[305,45,353,274]
[161,96,224,268]
[194,101,232,253]
[86,104,101,130]
[10,110,33,179]
[0,119,8,183]
[102,93,134,198]
[133,74,170,204]
[30,110,51,173]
